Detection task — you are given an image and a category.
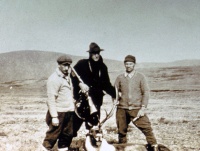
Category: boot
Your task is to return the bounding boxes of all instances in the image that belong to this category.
[58,147,68,151]
[118,135,127,144]
[152,144,159,151]
[42,145,51,151]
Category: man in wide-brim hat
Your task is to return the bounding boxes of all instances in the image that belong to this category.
[71,42,116,134]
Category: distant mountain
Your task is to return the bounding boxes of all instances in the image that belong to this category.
[0,50,199,83]
[0,50,124,82]
[138,60,200,68]
[172,59,200,66]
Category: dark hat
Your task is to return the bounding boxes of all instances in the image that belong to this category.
[87,42,104,53]
[124,55,136,63]
[57,55,72,65]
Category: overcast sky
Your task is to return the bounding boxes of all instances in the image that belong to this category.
[0,0,199,62]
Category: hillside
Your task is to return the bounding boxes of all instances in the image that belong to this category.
[138,59,200,68]
[0,50,200,83]
[0,50,124,83]
[0,51,200,151]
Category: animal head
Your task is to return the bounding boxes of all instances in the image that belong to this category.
[84,101,118,151]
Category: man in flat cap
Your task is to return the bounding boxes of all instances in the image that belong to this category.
[71,42,116,132]
[114,55,158,151]
[42,55,75,151]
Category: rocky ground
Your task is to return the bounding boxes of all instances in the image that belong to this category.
[0,88,199,151]
[0,65,200,151]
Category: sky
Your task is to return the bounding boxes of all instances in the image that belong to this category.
[0,0,200,63]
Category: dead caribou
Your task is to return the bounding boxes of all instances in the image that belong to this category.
[84,101,118,151]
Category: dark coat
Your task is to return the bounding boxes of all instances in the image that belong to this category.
[71,57,115,107]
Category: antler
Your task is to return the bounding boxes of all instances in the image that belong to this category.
[99,86,119,128]
[99,102,118,128]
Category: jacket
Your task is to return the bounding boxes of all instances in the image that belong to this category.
[47,68,74,117]
[71,57,115,106]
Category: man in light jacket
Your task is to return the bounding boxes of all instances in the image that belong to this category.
[42,55,75,151]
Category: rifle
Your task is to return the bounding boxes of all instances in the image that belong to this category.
[70,65,98,119]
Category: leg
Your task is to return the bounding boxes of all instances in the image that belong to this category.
[43,111,65,150]
[85,113,99,130]
[58,112,75,149]
[133,114,157,145]
[73,112,84,137]
[85,105,101,130]
[116,108,129,143]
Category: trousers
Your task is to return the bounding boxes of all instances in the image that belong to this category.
[116,108,157,145]
[43,111,74,149]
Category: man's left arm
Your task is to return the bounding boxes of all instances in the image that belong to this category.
[141,75,150,108]
[136,75,150,118]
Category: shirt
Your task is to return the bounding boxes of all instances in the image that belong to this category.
[124,70,136,78]
[115,70,149,110]
[47,68,74,117]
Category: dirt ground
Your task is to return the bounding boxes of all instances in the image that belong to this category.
[0,65,200,151]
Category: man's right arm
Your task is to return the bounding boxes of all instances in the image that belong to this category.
[46,78,60,118]
[114,77,120,104]
[46,78,61,126]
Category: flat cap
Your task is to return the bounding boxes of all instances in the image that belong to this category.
[57,55,72,65]
[124,55,136,63]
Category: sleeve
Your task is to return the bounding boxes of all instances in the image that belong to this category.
[114,76,120,90]
[140,75,150,107]
[114,76,120,101]
[102,66,116,99]
[71,62,81,100]
[46,77,60,117]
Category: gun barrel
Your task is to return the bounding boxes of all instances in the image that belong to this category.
[70,65,84,83]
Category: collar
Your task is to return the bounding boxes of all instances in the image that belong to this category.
[56,68,66,78]
[56,68,71,83]
[124,70,135,78]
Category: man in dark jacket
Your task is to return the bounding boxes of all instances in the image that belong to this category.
[71,42,116,131]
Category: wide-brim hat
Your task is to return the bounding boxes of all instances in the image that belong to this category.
[87,42,104,53]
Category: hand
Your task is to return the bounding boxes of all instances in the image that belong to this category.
[112,98,119,105]
[137,106,147,117]
[76,102,81,107]
[79,83,89,93]
[52,117,59,126]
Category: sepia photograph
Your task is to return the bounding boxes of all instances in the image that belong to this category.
[0,0,200,151]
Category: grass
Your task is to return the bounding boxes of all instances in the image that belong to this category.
[0,65,200,150]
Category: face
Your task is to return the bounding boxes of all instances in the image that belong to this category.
[90,129,103,144]
[90,51,100,61]
[59,64,71,75]
[124,61,135,73]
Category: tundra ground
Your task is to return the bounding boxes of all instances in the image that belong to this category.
[0,65,200,151]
